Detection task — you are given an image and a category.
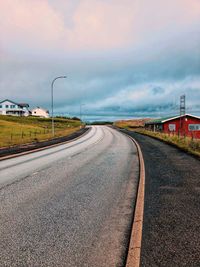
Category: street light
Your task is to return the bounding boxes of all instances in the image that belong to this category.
[80,103,85,122]
[51,76,67,137]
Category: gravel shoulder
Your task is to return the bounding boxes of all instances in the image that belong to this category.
[120,129,200,267]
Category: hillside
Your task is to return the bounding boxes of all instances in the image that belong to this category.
[114,118,150,128]
[0,115,82,148]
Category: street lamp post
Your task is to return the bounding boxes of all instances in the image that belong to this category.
[80,103,85,122]
[51,76,67,137]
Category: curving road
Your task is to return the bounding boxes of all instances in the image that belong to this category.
[0,126,139,267]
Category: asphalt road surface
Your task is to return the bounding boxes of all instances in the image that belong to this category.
[122,130,200,267]
[0,126,139,267]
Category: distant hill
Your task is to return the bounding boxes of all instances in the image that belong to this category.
[114,118,151,128]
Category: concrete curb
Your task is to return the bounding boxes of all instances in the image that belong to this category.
[124,133,145,267]
[0,127,91,161]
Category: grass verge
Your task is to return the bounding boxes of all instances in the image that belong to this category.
[114,118,200,158]
[0,115,83,148]
[130,128,200,158]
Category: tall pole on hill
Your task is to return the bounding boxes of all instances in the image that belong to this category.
[51,76,67,137]
[179,94,186,136]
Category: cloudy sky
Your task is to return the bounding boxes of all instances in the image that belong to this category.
[0,0,200,119]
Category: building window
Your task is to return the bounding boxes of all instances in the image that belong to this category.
[10,105,16,108]
[169,124,176,131]
[189,124,200,131]
[0,105,2,108]
[6,105,9,108]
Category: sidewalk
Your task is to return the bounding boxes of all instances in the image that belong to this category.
[123,129,200,267]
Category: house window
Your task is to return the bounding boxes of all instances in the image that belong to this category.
[10,105,16,108]
[0,105,2,108]
[189,124,200,131]
[169,124,176,131]
[6,105,9,108]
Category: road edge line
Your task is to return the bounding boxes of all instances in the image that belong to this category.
[0,127,91,161]
[124,133,145,267]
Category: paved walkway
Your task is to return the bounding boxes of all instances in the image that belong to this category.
[123,130,200,267]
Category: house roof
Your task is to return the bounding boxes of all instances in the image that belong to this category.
[0,99,29,108]
[0,99,19,105]
[32,107,49,112]
[19,103,29,107]
[145,114,200,125]
[145,116,175,124]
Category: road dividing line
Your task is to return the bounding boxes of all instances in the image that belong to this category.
[123,133,145,267]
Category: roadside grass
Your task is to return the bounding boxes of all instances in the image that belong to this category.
[0,115,82,148]
[114,119,200,158]
[133,128,200,157]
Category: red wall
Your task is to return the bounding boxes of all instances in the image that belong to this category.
[163,116,200,139]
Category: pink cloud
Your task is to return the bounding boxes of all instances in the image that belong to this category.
[0,0,200,54]
[0,0,65,51]
[66,0,136,50]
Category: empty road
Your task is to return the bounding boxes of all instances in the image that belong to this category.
[0,126,139,267]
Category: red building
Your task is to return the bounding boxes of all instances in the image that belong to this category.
[145,114,200,139]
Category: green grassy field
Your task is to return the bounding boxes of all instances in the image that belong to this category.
[115,119,200,157]
[0,115,83,148]
[134,128,200,157]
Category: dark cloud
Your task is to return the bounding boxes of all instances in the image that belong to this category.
[0,0,200,118]
[152,87,165,95]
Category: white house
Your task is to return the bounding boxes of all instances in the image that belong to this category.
[31,107,49,118]
[0,99,30,116]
